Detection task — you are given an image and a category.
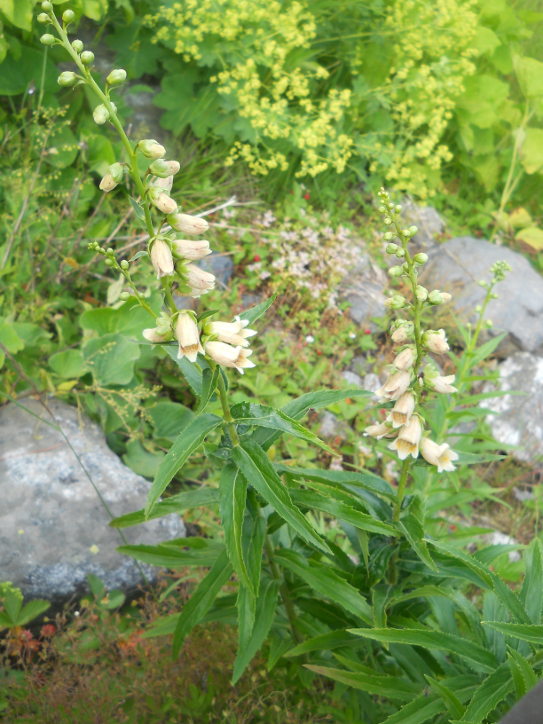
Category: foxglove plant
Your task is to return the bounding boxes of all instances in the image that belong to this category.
[39,8,537,723]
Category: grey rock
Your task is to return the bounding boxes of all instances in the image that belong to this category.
[340,253,388,331]
[421,237,543,354]
[401,200,445,250]
[319,411,349,441]
[363,373,382,395]
[241,293,263,309]
[481,352,543,464]
[0,399,184,604]
[198,252,235,288]
[340,370,364,387]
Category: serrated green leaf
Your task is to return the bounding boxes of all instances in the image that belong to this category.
[232,403,334,454]
[306,665,421,701]
[274,549,373,624]
[275,464,395,499]
[117,538,224,567]
[507,647,538,699]
[110,488,219,528]
[289,489,397,536]
[285,630,365,657]
[231,441,329,553]
[425,675,464,720]
[482,621,543,645]
[398,512,437,572]
[145,414,222,516]
[462,663,514,722]
[348,628,499,672]
[382,692,443,724]
[232,577,280,684]
[172,549,234,657]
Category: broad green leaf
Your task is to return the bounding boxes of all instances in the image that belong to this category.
[236,507,266,658]
[123,440,164,479]
[15,600,50,627]
[110,488,219,528]
[197,366,219,415]
[172,549,234,657]
[521,128,543,175]
[232,577,280,683]
[164,347,204,396]
[0,0,33,30]
[231,441,329,553]
[507,647,538,699]
[348,628,499,672]
[514,54,543,99]
[232,403,335,454]
[148,401,194,442]
[253,388,372,450]
[117,538,224,568]
[275,549,373,624]
[83,333,140,386]
[289,489,397,536]
[145,414,222,516]
[275,464,395,499]
[49,349,86,379]
[515,226,543,251]
[520,538,543,624]
[462,663,514,722]
[306,665,421,701]
[483,621,543,645]
[239,292,278,326]
[220,463,251,593]
[285,630,366,657]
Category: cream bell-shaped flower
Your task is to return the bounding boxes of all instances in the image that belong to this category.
[387,391,415,428]
[151,174,174,194]
[150,239,174,279]
[142,328,168,343]
[185,263,216,296]
[388,415,422,460]
[428,374,458,394]
[168,213,209,235]
[375,369,411,402]
[205,341,255,374]
[391,326,409,344]
[153,192,178,215]
[175,313,204,363]
[423,329,450,355]
[420,438,459,473]
[393,347,415,370]
[172,239,211,261]
[364,422,397,440]
[207,316,256,348]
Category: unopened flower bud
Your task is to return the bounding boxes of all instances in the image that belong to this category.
[99,162,124,192]
[93,104,109,125]
[72,39,84,53]
[386,243,399,254]
[58,72,77,87]
[415,285,428,301]
[37,13,50,24]
[383,232,394,241]
[485,319,493,328]
[81,51,95,66]
[395,205,403,213]
[40,34,55,45]
[119,292,130,301]
[172,239,211,261]
[409,226,418,236]
[428,290,444,305]
[148,159,171,178]
[388,266,403,277]
[106,69,127,87]
[63,9,75,23]
[149,187,178,214]
[165,160,180,176]
[422,329,449,354]
[41,1,53,10]
[384,218,392,225]
[478,280,488,288]
[402,229,410,237]
[120,260,129,270]
[378,205,387,213]
[138,139,166,159]
[150,239,174,278]
[391,325,409,344]
[393,347,415,370]
[413,253,428,265]
[396,248,405,258]
[167,213,209,235]
[440,293,452,303]
[385,295,407,310]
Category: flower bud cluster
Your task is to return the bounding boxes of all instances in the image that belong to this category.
[364,188,459,472]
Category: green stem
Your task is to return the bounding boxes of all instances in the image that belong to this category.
[393,459,410,522]
[216,370,240,446]
[264,535,303,645]
[161,277,177,315]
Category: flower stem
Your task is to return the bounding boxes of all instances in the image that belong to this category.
[393,459,410,522]
[215,370,241,446]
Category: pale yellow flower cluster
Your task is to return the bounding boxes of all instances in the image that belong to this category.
[146,0,352,178]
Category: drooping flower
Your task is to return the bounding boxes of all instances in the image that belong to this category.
[150,239,174,279]
[175,313,203,363]
[393,347,415,370]
[142,328,169,343]
[428,374,457,394]
[423,329,450,355]
[388,415,422,460]
[172,239,212,261]
[150,190,177,215]
[207,316,256,347]
[205,340,255,374]
[388,392,415,428]
[375,369,411,402]
[420,438,459,473]
[184,263,216,296]
[168,213,209,235]
[364,422,397,440]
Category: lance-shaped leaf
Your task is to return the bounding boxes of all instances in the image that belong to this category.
[219,463,251,593]
[347,628,499,672]
[306,665,422,701]
[382,676,480,724]
[276,464,395,499]
[462,663,514,723]
[197,366,220,415]
[117,538,224,568]
[290,489,396,536]
[239,292,278,326]
[520,537,543,624]
[237,504,267,651]
[253,388,373,450]
[231,402,335,454]
[233,576,280,684]
[507,647,538,699]
[483,621,543,645]
[275,549,373,624]
[172,549,233,657]
[397,497,437,572]
[231,441,329,553]
[425,675,465,720]
[164,346,205,396]
[145,413,223,516]
[110,488,219,528]
[285,630,366,657]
